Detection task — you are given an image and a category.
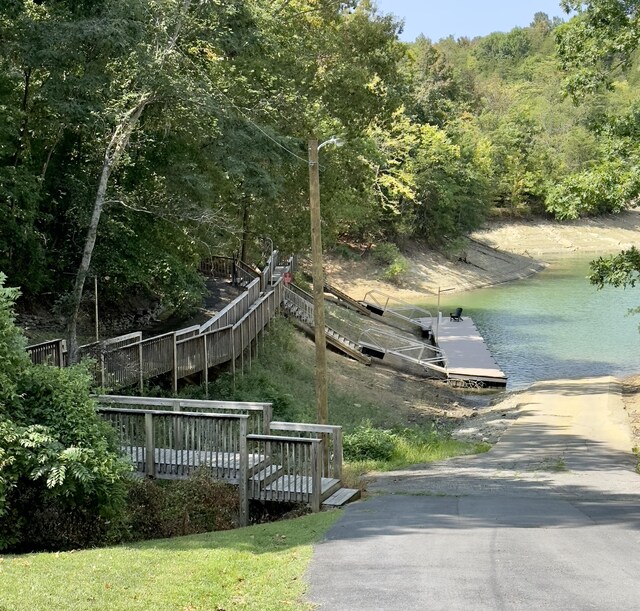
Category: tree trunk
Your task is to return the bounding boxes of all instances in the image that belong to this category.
[240,198,250,263]
[67,100,148,363]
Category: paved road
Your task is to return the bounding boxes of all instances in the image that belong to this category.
[307,377,640,610]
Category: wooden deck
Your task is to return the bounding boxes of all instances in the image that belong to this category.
[97,397,358,522]
[436,316,507,387]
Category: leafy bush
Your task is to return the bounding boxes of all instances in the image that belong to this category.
[383,257,409,283]
[343,423,396,461]
[545,162,639,220]
[0,274,130,551]
[124,473,238,541]
[371,243,409,284]
[371,242,402,266]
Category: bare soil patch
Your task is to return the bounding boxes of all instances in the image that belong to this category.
[325,209,640,301]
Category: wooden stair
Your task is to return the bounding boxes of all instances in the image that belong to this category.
[322,487,361,508]
[282,298,371,365]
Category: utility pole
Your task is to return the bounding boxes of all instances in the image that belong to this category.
[308,139,329,424]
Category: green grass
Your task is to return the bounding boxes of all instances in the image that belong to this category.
[0,511,340,611]
[188,318,469,433]
[343,437,491,488]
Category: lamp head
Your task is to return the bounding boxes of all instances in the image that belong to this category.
[318,136,344,150]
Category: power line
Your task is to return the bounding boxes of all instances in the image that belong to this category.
[213,86,310,165]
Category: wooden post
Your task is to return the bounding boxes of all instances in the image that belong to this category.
[144,412,156,478]
[248,316,252,370]
[138,341,144,393]
[202,333,209,398]
[172,401,183,451]
[100,352,106,389]
[55,339,64,368]
[240,322,245,376]
[231,326,237,390]
[172,332,178,393]
[309,139,329,424]
[333,427,343,482]
[238,418,249,527]
[311,439,322,513]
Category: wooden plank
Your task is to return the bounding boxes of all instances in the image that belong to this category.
[322,487,360,507]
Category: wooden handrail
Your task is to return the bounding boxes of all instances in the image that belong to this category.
[269,421,343,481]
[98,407,249,524]
[96,395,272,435]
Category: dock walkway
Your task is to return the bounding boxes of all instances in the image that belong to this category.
[436,316,506,387]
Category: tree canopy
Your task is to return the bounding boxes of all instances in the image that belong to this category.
[1,1,639,325]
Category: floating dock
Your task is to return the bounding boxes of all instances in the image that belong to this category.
[436,316,507,387]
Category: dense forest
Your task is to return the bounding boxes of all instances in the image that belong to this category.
[2,0,640,323]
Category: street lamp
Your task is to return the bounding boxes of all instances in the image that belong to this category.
[308,136,343,424]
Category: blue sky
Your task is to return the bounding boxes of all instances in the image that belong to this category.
[373,1,571,42]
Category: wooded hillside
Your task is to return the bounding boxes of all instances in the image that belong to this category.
[2,1,639,317]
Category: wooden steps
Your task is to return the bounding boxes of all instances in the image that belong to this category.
[282,297,371,365]
[322,487,360,508]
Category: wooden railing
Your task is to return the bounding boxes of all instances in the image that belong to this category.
[261,250,279,291]
[98,406,249,525]
[95,395,273,436]
[26,255,291,392]
[283,285,314,323]
[199,277,261,334]
[269,421,343,482]
[247,434,323,512]
[26,338,65,367]
[97,402,346,519]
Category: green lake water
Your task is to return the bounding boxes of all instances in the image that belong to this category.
[426,256,640,390]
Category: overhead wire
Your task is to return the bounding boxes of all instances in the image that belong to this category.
[212,86,311,165]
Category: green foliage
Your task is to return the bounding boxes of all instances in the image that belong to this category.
[589,246,640,289]
[124,474,238,541]
[474,28,532,73]
[557,0,640,98]
[0,277,129,551]
[0,273,29,409]
[372,242,403,265]
[371,243,409,284]
[343,423,396,461]
[545,161,637,219]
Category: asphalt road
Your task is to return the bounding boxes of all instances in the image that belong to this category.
[306,377,640,610]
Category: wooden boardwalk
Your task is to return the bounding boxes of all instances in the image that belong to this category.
[436,316,507,387]
[96,396,359,522]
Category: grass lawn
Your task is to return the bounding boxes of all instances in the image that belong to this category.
[0,511,341,611]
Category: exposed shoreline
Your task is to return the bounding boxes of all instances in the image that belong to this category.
[323,210,640,448]
[325,209,640,301]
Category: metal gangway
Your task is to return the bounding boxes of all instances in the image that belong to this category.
[358,327,447,376]
[360,290,434,336]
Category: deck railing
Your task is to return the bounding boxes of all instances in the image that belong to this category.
[269,421,343,481]
[283,285,314,323]
[261,250,279,291]
[98,406,249,525]
[247,434,323,512]
[95,395,272,436]
[26,338,65,367]
[26,255,291,392]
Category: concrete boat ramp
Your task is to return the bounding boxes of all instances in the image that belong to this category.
[436,316,507,387]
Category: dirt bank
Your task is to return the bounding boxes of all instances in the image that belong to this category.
[325,209,640,301]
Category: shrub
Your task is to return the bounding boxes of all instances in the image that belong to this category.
[371,242,402,266]
[545,161,639,220]
[343,423,396,461]
[124,473,238,541]
[0,274,130,551]
[383,258,409,283]
[371,243,409,284]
